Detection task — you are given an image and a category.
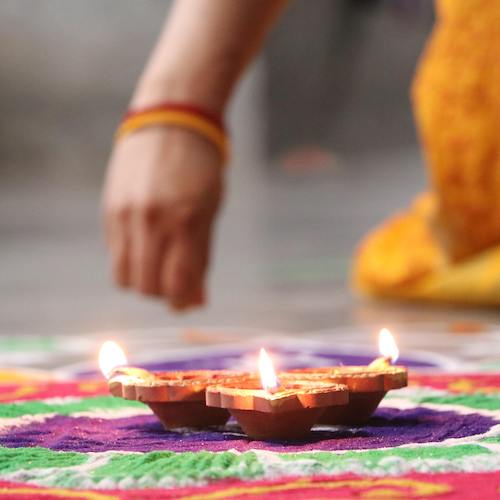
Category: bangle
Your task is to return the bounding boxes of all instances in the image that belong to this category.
[115,103,229,164]
[124,103,225,130]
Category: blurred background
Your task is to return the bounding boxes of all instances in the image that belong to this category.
[1,0,496,340]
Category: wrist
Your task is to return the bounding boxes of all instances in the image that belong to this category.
[131,59,237,115]
[117,101,229,165]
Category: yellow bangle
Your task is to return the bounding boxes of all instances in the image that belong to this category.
[115,110,229,164]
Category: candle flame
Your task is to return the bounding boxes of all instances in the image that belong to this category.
[258,348,280,393]
[99,341,127,379]
[378,328,399,364]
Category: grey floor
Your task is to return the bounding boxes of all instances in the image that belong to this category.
[3,140,499,340]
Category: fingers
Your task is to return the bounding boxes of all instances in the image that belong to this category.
[192,284,206,307]
[107,205,164,296]
[106,209,131,288]
[130,208,164,296]
[113,231,131,288]
[161,222,211,310]
[106,202,211,309]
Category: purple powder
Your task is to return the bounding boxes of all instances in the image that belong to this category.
[3,407,495,453]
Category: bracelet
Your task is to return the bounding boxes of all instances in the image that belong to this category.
[124,103,225,130]
[115,103,229,164]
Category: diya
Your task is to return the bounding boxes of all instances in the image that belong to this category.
[205,348,349,440]
[99,328,407,439]
[282,329,408,425]
[100,341,246,429]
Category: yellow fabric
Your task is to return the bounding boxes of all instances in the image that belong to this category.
[412,0,500,261]
[353,0,500,305]
[116,110,229,164]
[353,192,500,306]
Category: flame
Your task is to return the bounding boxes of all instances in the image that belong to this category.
[99,341,127,379]
[378,328,399,364]
[258,348,280,393]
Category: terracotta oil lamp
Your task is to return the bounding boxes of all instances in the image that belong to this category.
[205,348,349,440]
[282,329,407,425]
[100,341,246,429]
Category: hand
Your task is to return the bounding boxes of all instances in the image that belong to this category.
[103,127,224,311]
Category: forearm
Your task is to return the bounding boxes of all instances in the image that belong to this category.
[131,0,288,113]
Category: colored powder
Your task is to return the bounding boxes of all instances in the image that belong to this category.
[0,396,143,418]
[92,451,263,483]
[0,407,495,453]
[419,394,500,411]
[0,446,87,473]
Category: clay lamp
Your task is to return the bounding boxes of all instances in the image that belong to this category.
[205,348,349,440]
[282,329,408,425]
[99,341,245,429]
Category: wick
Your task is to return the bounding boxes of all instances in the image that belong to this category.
[267,385,284,394]
[368,356,392,369]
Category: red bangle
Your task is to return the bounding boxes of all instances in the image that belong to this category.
[124,102,225,131]
[116,102,229,164]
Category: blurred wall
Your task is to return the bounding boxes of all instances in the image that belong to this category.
[265,0,434,157]
[0,1,170,185]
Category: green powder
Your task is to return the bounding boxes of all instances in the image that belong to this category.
[0,396,144,418]
[91,445,490,483]
[92,451,263,483]
[0,444,494,487]
[279,444,490,470]
[480,436,500,444]
[0,446,87,473]
[419,394,500,411]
